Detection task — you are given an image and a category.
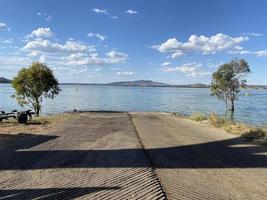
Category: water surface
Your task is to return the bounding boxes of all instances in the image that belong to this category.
[0,84,266,126]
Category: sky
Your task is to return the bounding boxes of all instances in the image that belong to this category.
[1,0,267,84]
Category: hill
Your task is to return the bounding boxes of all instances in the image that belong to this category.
[0,77,11,83]
[106,80,170,87]
[61,80,267,89]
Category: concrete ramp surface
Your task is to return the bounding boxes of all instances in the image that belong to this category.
[0,112,266,199]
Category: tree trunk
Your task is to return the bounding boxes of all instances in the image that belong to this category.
[35,98,40,117]
[230,99,235,112]
[225,100,228,111]
[35,107,40,117]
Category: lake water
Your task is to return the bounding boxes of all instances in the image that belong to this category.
[1,84,267,126]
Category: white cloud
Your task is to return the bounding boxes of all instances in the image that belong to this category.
[0,23,7,29]
[253,50,267,57]
[61,50,128,66]
[39,55,47,63]
[242,32,263,37]
[92,8,108,15]
[162,62,210,77]
[92,8,117,19]
[45,15,52,21]
[0,22,9,31]
[87,32,106,41]
[27,27,54,39]
[152,33,249,57]
[228,46,267,57]
[126,9,138,14]
[23,38,93,53]
[37,12,52,21]
[207,62,223,68]
[171,50,184,58]
[116,71,135,76]
[106,50,128,61]
[161,62,171,67]
[0,38,13,44]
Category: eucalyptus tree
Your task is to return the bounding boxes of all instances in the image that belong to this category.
[211,59,250,112]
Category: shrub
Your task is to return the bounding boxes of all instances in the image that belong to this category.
[208,113,226,127]
[189,112,208,121]
[242,129,266,140]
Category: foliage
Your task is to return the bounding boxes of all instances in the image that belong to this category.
[189,112,208,121]
[12,62,60,116]
[211,59,250,112]
[208,113,226,127]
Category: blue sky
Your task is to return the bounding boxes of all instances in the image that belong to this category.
[1,0,267,84]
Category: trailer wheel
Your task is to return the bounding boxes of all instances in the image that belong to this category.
[18,113,28,124]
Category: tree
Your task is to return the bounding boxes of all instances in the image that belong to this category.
[12,62,60,116]
[211,59,250,112]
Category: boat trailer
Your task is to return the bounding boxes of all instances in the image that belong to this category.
[0,110,35,124]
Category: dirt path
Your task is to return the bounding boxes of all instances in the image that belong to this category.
[0,112,266,199]
[131,112,267,200]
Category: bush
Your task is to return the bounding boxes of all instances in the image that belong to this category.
[242,129,266,140]
[189,112,208,121]
[208,113,226,127]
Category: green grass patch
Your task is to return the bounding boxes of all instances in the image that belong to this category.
[189,112,208,121]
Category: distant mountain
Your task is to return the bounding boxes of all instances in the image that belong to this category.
[0,77,11,83]
[60,80,267,89]
[106,80,170,87]
[174,83,209,88]
[244,84,267,90]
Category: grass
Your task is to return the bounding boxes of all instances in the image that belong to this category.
[189,112,267,145]
[189,112,208,121]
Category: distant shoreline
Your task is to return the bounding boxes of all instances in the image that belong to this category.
[1,78,266,89]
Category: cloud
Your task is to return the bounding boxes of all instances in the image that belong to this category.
[37,12,52,21]
[0,38,13,44]
[242,32,263,37]
[253,50,267,57]
[27,27,54,39]
[152,33,249,57]
[92,8,108,15]
[61,50,128,66]
[39,55,47,63]
[0,22,10,31]
[126,9,138,15]
[92,8,117,19]
[161,62,171,67]
[87,32,106,41]
[116,71,135,76]
[106,50,128,61]
[228,46,267,57]
[171,50,184,58]
[0,23,7,29]
[23,38,93,53]
[162,62,210,77]
[207,62,223,68]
